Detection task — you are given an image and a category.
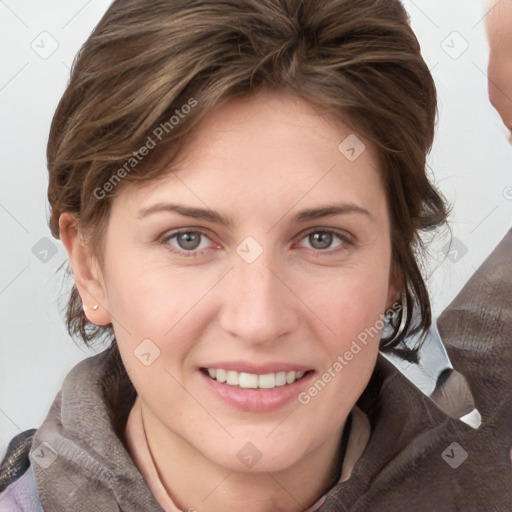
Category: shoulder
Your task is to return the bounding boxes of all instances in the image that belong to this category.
[437,228,512,409]
[0,430,36,493]
[435,228,512,496]
[438,228,512,349]
[0,466,43,512]
[0,430,43,512]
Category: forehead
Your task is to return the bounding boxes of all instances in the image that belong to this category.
[113,91,387,223]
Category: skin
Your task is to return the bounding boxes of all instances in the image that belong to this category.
[60,90,400,512]
[486,0,512,135]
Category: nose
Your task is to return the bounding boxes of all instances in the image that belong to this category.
[218,254,299,346]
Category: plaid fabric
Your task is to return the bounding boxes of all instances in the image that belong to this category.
[0,430,36,493]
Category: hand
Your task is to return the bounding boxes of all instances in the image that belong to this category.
[486,0,512,136]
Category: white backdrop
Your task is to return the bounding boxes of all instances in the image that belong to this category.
[1,0,511,456]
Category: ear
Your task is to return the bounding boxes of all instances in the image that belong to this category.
[59,212,112,326]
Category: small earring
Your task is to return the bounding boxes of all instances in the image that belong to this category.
[84,304,99,311]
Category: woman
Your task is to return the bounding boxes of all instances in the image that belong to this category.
[1,0,511,510]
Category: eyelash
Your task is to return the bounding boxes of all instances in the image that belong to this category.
[159,227,353,259]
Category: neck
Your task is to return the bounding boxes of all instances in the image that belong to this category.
[127,398,346,512]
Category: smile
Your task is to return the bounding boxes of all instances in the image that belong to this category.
[204,368,307,389]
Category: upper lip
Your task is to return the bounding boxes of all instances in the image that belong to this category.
[200,362,313,374]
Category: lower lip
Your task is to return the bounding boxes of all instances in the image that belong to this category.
[200,370,315,413]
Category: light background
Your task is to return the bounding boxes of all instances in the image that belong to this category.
[1,0,511,456]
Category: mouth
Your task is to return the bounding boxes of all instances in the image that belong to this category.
[201,368,312,389]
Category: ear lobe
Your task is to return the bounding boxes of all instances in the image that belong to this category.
[59,212,112,326]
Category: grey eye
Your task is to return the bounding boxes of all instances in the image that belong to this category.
[308,232,333,249]
[177,232,202,250]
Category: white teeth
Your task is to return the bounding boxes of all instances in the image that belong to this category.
[275,371,287,386]
[226,370,238,386]
[258,373,275,389]
[206,368,306,389]
[239,372,258,389]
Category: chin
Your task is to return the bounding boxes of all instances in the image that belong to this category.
[197,431,315,475]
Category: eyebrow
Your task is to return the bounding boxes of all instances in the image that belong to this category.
[137,202,373,226]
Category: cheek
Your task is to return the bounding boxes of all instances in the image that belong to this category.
[105,263,206,401]
[299,262,392,351]
[297,265,390,422]
[103,254,223,379]
[105,251,205,329]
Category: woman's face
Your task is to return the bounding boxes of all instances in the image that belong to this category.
[89,91,398,473]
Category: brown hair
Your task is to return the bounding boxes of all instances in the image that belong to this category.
[48,0,447,362]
